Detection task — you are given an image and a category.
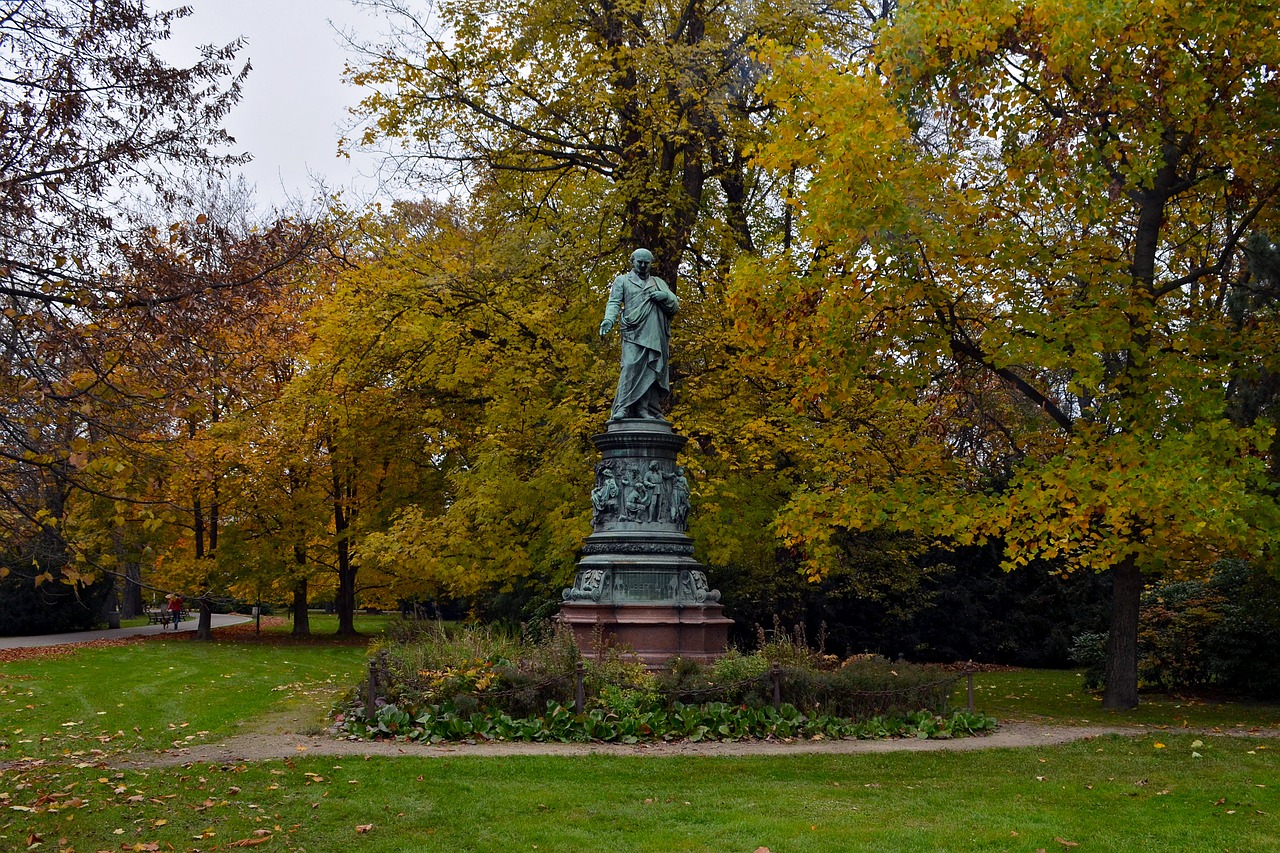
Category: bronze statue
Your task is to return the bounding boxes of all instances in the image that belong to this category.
[599,248,679,420]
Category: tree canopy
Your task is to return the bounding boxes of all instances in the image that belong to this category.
[733,0,1280,706]
[8,0,1279,701]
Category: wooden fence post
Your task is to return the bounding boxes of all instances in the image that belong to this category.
[365,659,378,719]
[575,660,585,714]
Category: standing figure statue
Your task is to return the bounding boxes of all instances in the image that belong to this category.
[599,248,679,420]
[667,466,691,529]
[642,461,665,522]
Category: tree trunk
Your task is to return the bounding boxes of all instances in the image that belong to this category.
[98,576,119,628]
[336,544,356,636]
[1102,557,1142,709]
[195,598,214,641]
[291,573,310,637]
[333,471,357,636]
[121,562,144,618]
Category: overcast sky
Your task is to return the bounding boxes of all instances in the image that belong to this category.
[161,0,396,209]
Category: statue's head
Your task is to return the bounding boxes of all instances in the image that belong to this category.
[631,248,654,276]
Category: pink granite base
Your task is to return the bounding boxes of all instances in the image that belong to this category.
[559,602,733,666]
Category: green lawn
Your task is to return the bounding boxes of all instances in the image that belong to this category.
[270,611,395,637]
[3,636,1278,852]
[956,668,1280,730]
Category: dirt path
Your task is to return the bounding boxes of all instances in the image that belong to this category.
[123,722,1149,767]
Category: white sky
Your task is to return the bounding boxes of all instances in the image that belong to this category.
[161,0,396,210]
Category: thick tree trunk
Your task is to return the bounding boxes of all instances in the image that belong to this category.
[120,562,144,618]
[98,576,119,628]
[1102,557,1142,709]
[291,574,310,637]
[195,598,214,641]
[333,471,357,636]
[336,546,357,636]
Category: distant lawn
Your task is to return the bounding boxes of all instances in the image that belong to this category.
[269,610,395,637]
[3,639,1278,852]
[956,668,1280,730]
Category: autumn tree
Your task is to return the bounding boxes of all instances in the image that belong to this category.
[36,181,323,641]
[300,200,591,624]
[736,0,1280,706]
[0,0,250,590]
[332,0,922,621]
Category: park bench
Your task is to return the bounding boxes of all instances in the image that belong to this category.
[146,610,188,625]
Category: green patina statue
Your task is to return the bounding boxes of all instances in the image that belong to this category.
[599,248,679,420]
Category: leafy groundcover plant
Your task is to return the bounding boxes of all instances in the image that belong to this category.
[334,621,997,743]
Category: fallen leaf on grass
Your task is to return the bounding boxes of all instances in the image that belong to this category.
[356,824,373,834]
[1055,838,1079,848]
[754,848,771,853]
[227,836,271,848]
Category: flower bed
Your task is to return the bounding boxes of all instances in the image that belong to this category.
[333,621,998,743]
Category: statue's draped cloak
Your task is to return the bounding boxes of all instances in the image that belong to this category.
[602,271,678,417]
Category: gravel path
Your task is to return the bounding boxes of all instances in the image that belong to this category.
[124,722,1150,767]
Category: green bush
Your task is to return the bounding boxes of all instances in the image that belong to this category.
[0,570,113,636]
[1069,631,1108,690]
[1071,560,1280,699]
[369,618,579,717]
[345,622,969,744]
[337,699,997,745]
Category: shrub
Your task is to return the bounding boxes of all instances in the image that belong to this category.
[346,622,967,743]
[0,570,113,636]
[1071,560,1280,699]
[1069,631,1108,690]
[337,699,997,745]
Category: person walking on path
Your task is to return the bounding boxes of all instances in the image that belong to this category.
[166,594,184,630]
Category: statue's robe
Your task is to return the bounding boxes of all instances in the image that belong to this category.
[602,271,679,419]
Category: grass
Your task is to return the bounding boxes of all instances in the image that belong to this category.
[1,639,367,758]
[955,669,1280,730]
[3,634,1278,852]
[269,611,394,637]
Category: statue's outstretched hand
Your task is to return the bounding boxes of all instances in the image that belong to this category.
[599,319,614,337]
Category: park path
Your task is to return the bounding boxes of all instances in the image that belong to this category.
[127,722,1151,767]
[0,613,252,649]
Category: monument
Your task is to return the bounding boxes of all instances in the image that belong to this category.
[559,249,732,664]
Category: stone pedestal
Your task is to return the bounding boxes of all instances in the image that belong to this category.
[560,419,732,665]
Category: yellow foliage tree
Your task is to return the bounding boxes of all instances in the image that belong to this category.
[735,0,1280,707]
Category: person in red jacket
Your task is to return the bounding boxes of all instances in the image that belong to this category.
[166,594,183,630]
